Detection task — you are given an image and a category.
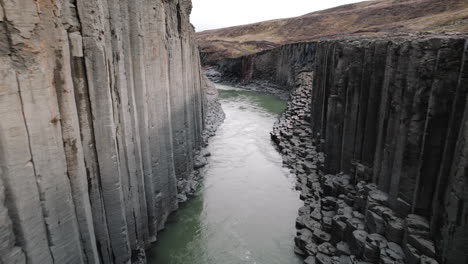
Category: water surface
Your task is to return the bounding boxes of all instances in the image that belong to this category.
[148,84,301,264]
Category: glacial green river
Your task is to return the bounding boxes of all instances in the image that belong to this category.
[148,84,302,264]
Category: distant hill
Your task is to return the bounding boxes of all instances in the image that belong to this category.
[197,0,468,64]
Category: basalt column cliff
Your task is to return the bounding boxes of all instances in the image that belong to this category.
[0,0,223,264]
[269,36,468,264]
[207,34,468,263]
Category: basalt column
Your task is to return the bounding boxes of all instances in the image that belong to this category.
[310,37,468,264]
[0,0,216,263]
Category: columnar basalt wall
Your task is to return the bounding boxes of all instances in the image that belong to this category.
[233,35,468,263]
[309,36,468,264]
[0,0,220,263]
[212,42,316,89]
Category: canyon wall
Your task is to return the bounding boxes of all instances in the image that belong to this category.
[212,34,468,263]
[309,36,468,264]
[0,0,220,263]
[210,42,316,89]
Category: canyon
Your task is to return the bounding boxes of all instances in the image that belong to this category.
[1,0,467,264]
[208,33,468,264]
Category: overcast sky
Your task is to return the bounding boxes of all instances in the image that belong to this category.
[191,0,367,32]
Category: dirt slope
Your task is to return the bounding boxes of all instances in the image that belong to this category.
[197,0,468,63]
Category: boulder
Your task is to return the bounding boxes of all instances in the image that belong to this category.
[318,242,337,256]
[336,241,351,256]
[350,230,368,257]
[313,229,332,243]
[316,253,333,264]
[304,256,317,264]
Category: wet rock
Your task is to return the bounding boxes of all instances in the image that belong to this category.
[311,208,323,221]
[345,218,365,241]
[367,190,389,207]
[336,242,351,256]
[350,230,368,257]
[318,242,337,256]
[295,246,307,256]
[406,234,436,258]
[331,218,347,242]
[395,198,411,216]
[306,242,319,256]
[296,229,314,249]
[322,196,338,210]
[420,255,439,264]
[177,193,188,203]
[194,156,208,169]
[403,243,422,264]
[365,211,385,234]
[406,214,431,236]
[363,243,380,262]
[299,205,312,216]
[385,218,404,244]
[380,243,405,264]
[296,215,309,229]
[314,229,332,244]
[338,255,353,264]
[366,233,388,249]
[362,234,387,262]
[316,253,333,264]
[322,216,333,232]
[305,256,317,264]
[305,218,323,231]
[200,149,211,157]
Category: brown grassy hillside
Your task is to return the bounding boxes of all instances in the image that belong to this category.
[197,0,468,63]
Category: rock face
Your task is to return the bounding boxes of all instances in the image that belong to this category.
[213,42,316,89]
[0,0,222,264]
[310,36,468,264]
[266,34,468,264]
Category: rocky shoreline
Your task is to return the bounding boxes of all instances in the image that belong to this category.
[176,75,226,203]
[270,73,440,264]
[204,67,290,100]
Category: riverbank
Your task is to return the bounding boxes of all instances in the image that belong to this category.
[149,83,301,264]
[270,73,438,264]
[175,76,225,205]
[204,33,468,264]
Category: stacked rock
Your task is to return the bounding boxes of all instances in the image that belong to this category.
[271,73,439,264]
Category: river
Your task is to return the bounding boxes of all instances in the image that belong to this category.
[148,84,302,264]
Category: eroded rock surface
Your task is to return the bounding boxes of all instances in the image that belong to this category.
[0,0,223,263]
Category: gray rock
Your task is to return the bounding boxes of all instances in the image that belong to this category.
[318,242,337,256]
[406,215,431,237]
[365,211,385,234]
[407,234,436,258]
[336,242,351,256]
[305,256,317,264]
[420,255,439,264]
[338,255,353,264]
[194,156,208,169]
[316,253,333,264]
[350,230,368,257]
[404,243,422,264]
[314,229,332,243]
[306,242,319,256]
[177,194,188,203]
[331,218,347,242]
[295,246,307,256]
[385,218,404,244]
[296,229,314,249]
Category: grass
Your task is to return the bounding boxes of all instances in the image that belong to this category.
[197,0,468,63]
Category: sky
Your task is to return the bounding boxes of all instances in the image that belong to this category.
[191,0,366,32]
